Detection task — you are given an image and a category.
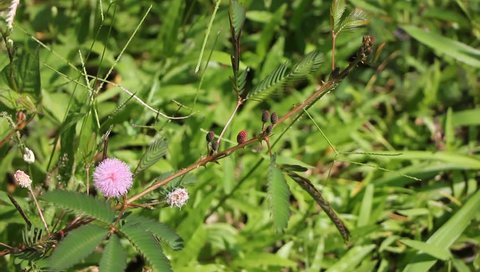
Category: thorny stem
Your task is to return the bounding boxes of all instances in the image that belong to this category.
[28,187,50,234]
[110,195,128,234]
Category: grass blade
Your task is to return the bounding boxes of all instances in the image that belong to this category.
[403,190,480,272]
[402,25,480,67]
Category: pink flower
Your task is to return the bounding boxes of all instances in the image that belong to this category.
[166,188,189,208]
[93,158,133,198]
[14,170,32,188]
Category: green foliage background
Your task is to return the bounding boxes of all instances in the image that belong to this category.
[0,0,479,271]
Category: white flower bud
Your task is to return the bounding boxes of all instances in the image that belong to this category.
[23,147,35,164]
[166,188,189,208]
[14,170,32,188]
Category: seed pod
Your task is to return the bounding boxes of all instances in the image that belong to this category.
[206,131,215,142]
[237,130,247,144]
[265,125,273,135]
[270,112,278,124]
[261,110,270,123]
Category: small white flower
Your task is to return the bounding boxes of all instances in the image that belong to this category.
[14,170,32,188]
[23,147,35,164]
[166,188,189,208]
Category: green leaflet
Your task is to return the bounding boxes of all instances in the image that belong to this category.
[268,156,290,232]
[330,0,346,30]
[248,50,323,102]
[330,0,367,34]
[229,0,245,39]
[46,224,108,270]
[42,190,116,224]
[124,214,184,250]
[121,221,172,272]
[135,136,168,174]
[99,235,127,272]
[336,8,368,33]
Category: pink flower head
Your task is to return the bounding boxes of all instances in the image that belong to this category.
[166,188,189,208]
[93,158,133,198]
[14,170,32,188]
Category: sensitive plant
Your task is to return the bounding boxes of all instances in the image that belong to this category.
[0,0,479,271]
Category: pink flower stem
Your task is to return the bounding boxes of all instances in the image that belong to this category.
[28,187,49,234]
[216,99,243,147]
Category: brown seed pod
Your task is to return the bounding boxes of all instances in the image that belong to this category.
[270,112,278,124]
[206,131,215,142]
[237,130,247,144]
[261,110,270,123]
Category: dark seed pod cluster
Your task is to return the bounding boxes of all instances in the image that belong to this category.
[261,110,270,123]
[237,130,247,144]
[270,112,278,124]
[206,131,215,143]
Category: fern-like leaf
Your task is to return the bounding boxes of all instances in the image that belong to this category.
[99,235,127,272]
[229,0,245,39]
[46,224,108,270]
[124,214,184,250]
[248,50,323,102]
[135,136,168,174]
[14,226,47,261]
[337,8,368,34]
[121,221,172,272]
[330,0,346,30]
[236,67,249,96]
[268,155,290,232]
[42,190,115,224]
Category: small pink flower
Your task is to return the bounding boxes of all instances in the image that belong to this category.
[14,170,32,188]
[166,188,189,208]
[93,158,133,198]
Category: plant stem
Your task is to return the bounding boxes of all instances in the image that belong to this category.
[7,193,31,228]
[331,31,336,71]
[29,187,49,234]
[216,99,243,147]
